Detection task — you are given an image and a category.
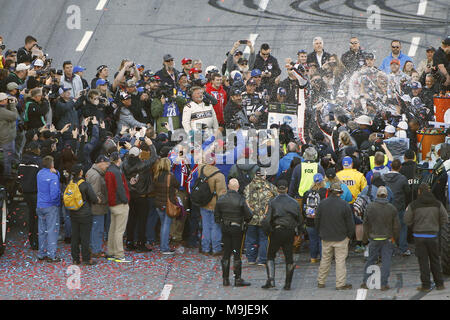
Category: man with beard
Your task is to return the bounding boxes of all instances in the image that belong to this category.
[224,87,249,129]
[155,54,179,88]
[241,79,267,129]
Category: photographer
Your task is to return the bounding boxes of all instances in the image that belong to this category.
[0,93,18,177]
[150,82,187,134]
[54,87,80,131]
[116,92,147,134]
[124,79,152,126]
[24,87,49,131]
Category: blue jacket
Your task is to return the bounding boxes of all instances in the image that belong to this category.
[325,181,353,202]
[277,152,302,177]
[37,168,61,208]
[379,52,413,74]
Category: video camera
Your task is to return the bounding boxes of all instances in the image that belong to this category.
[155,83,174,102]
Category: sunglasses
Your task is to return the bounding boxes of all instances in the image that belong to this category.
[391,46,400,49]
[350,42,359,45]
[165,59,174,62]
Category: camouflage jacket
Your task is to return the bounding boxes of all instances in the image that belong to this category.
[244,176,278,226]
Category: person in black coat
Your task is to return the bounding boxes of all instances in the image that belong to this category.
[67,163,99,265]
[214,178,253,287]
[253,43,281,94]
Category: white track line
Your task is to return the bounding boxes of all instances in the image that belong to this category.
[417,0,427,15]
[96,0,108,11]
[76,31,93,52]
[408,36,421,57]
[159,284,173,300]
[258,0,270,12]
[356,288,368,300]
[244,33,259,56]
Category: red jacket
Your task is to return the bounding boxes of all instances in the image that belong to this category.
[104,163,130,207]
[205,82,227,125]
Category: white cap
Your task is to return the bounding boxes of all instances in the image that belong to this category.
[205,65,219,75]
[129,147,141,157]
[0,93,8,101]
[355,115,372,126]
[16,63,30,72]
[384,125,396,134]
[34,59,44,67]
[396,130,407,138]
[397,121,408,130]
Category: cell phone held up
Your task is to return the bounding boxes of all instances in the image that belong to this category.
[239,40,247,44]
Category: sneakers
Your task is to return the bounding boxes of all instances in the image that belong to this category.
[354,245,365,253]
[416,286,432,292]
[162,250,175,255]
[257,262,266,267]
[114,257,132,263]
[105,255,115,261]
[135,246,152,253]
[336,284,353,290]
[46,257,62,263]
[402,249,412,256]
[310,258,319,263]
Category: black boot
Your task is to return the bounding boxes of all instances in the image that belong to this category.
[262,260,276,289]
[221,259,231,286]
[283,263,295,290]
[233,260,251,287]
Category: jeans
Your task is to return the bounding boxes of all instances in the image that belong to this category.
[186,204,200,247]
[146,198,159,244]
[363,239,394,286]
[200,208,222,254]
[70,214,93,262]
[245,225,268,264]
[90,215,105,254]
[62,206,71,238]
[306,226,322,259]
[398,210,408,252]
[414,237,444,288]
[1,140,15,177]
[36,206,60,259]
[156,208,172,252]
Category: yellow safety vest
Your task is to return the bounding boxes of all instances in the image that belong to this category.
[0,56,3,69]
[369,155,388,170]
[298,162,318,197]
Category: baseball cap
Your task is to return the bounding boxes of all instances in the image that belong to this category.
[96,79,107,87]
[4,50,17,58]
[230,70,243,81]
[0,93,8,101]
[330,182,343,193]
[397,121,408,130]
[181,58,192,65]
[150,75,161,82]
[237,58,248,65]
[95,155,110,163]
[136,64,145,71]
[163,54,174,62]
[71,163,84,176]
[126,79,136,87]
[143,70,153,78]
[364,52,375,60]
[58,87,71,95]
[120,92,131,100]
[390,59,401,65]
[376,186,388,197]
[313,173,324,183]
[297,49,307,54]
[277,87,287,96]
[25,141,40,153]
[426,46,436,52]
[384,125,396,134]
[110,151,120,162]
[189,68,202,75]
[205,65,219,75]
[6,82,18,91]
[129,147,141,157]
[442,36,450,46]
[246,78,257,86]
[411,81,422,89]
[342,156,353,167]
[251,69,262,77]
[354,115,372,126]
[325,168,336,179]
[234,50,243,56]
[276,179,289,190]
[231,87,242,96]
[34,59,44,67]
[16,63,30,72]
[73,66,86,73]
[97,65,108,72]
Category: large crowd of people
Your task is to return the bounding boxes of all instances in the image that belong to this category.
[0,33,449,293]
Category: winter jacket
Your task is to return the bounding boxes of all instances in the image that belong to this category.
[150,171,180,210]
[151,95,187,134]
[404,191,448,236]
[400,160,420,206]
[18,153,42,193]
[67,177,98,217]
[155,67,180,88]
[54,97,80,130]
[253,53,281,91]
[363,198,400,243]
[288,161,325,198]
[277,152,302,177]
[117,105,147,134]
[60,74,84,98]
[262,193,302,235]
[122,144,158,198]
[85,164,109,215]
[324,181,353,202]
[24,98,48,130]
[223,99,250,129]
[0,101,18,145]
[307,50,331,68]
[105,163,130,207]
[315,194,355,241]
[382,171,410,212]
[359,184,394,204]
[37,168,61,208]
[182,100,219,133]
[197,164,227,211]
[205,82,227,126]
[214,190,253,225]
[244,175,278,226]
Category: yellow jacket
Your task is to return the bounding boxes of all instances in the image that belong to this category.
[336,168,367,204]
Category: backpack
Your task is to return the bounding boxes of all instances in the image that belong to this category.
[63,179,85,210]
[190,166,221,207]
[353,184,373,218]
[304,190,322,218]
[235,165,256,194]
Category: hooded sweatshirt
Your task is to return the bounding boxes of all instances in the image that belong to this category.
[205,82,227,126]
[382,171,410,212]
